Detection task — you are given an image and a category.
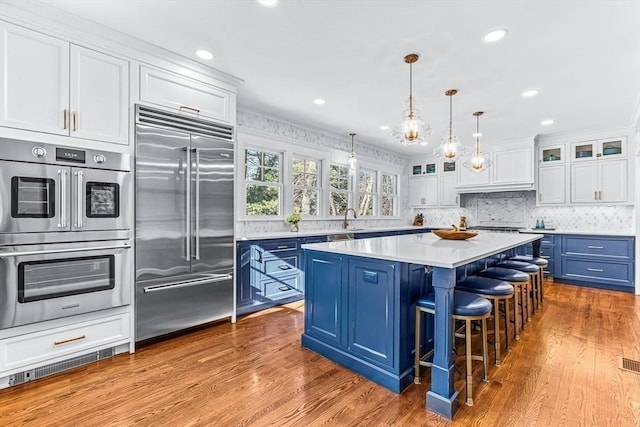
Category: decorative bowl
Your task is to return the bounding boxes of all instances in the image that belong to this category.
[432,229,478,240]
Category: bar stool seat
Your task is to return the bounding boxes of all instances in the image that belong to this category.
[509,255,548,306]
[478,267,529,339]
[456,276,514,365]
[496,260,540,320]
[415,291,492,406]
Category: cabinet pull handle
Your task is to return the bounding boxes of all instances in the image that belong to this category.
[179,105,200,114]
[594,191,598,200]
[72,111,78,131]
[278,285,290,291]
[598,190,602,201]
[54,335,86,346]
[587,268,604,272]
[278,264,291,270]
[539,193,542,202]
[63,109,68,129]
[587,245,604,249]
[277,245,288,249]
[541,255,551,259]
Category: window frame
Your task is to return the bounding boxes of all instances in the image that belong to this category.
[243,147,283,218]
[381,171,398,217]
[291,155,322,217]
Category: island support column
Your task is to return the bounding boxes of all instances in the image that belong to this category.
[426,266,459,419]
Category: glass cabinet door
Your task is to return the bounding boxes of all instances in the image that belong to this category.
[599,138,623,158]
[572,142,594,160]
[539,145,564,165]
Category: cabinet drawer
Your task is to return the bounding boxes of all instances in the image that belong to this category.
[139,65,233,124]
[1,313,130,372]
[562,258,633,286]
[264,255,298,275]
[259,239,298,252]
[259,275,301,300]
[562,236,633,259]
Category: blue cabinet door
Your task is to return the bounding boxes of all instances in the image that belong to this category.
[347,258,398,369]
[304,251,346,347]
[236,243,253,308]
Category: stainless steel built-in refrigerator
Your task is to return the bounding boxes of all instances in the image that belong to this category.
[134,105,234,341]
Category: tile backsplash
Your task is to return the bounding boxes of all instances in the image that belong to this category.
[418,191,635,233]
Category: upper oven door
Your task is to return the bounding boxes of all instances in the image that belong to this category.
[71,168,131,232]
[0,160,70,235]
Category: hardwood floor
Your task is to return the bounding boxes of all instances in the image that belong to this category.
[2,281,640,426]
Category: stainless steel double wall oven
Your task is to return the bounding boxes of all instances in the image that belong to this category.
[0,138,132,329]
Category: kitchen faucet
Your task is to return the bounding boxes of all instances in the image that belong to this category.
[343,208,357,229]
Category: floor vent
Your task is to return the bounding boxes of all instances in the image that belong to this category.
[8,347,115,387]
[620,357,640,374]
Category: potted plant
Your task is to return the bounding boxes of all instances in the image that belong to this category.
[286,211,301,232]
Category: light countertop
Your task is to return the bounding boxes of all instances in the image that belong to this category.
[236,225,432,241]
[519,229,635,237]
[301,232,541,269]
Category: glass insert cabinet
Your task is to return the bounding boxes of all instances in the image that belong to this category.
[570,138,624,161]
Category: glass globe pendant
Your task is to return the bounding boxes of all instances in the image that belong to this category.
[348,132,357,174]
[390,54,431,145]
[463,111,492,173]
[434,89,468,162]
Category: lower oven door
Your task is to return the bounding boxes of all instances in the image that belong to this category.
[0,240,131,329]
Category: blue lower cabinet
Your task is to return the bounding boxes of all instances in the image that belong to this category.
[237,235,328,315]
[301,250,427,393]
[561,258,633,288]
[304,252,346,347]
[347,258,397,369]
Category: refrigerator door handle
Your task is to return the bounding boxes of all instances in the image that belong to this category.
[184,147,191,261]
[143,274,233,293]
[194,147,201,260]
[75,170,83,228]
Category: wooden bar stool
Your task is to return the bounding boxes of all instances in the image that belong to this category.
[477,267,529,340]
[456,276,514,365]
[509,255,548,308]
[414,291,492,406]
[495,260,540,321]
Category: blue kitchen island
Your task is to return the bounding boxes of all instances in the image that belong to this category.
[301,231,541,419]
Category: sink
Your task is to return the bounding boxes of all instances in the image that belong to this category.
[327,233,354,241]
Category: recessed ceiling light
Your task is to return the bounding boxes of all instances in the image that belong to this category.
[379,125,390,131]
[540,119,554,126]
[196,50,214,60]
[313,98,326,105]
[257,0,279,7]
[483,29,508,43]
[521,89,540,97]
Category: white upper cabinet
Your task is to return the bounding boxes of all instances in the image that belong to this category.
[0,21,129,145]
[456,143,534,193]
[70,46,129,144]
[537,165,566,205]
[409,175,438,207]
[439,172,458,207]
[139,65,234,124]
[409,161,459,208]
[0,21,69,135]
[569,137,628,204]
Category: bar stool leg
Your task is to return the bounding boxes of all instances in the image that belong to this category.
[491,298,502,366]
[512,283,521,340]
[481,317,489,382]
[464,318,474,406]
[503,297,512,351]
[414,306,421,384]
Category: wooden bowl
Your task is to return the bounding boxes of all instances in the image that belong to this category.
[432,229,478,240]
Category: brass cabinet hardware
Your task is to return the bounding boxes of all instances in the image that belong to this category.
[63,109,68,129]
[54,335,86,346]
[179,105,200,114]
[72,111,78,131]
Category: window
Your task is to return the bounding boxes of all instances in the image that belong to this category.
[381,173,397,216]
[358,168,376,217]
[329,164,350,216]
[292,157,320,216]
[245,149,281,216]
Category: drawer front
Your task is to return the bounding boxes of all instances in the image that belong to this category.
[562,236,633,259]
[259,275,301,300]
[1,313,130,372]
[264,255,298,275]
[302,236,327,244]
[562,258,633,286]
[259,239,298,252]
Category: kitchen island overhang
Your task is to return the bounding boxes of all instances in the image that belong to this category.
[300,232,542,420]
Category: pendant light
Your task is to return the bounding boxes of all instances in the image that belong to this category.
[391,53,431,145]
[348,132,357,174]
[463,111,492,173]
[434,89,467,162]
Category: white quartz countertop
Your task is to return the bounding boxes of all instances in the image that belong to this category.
[302,231,541,269]
[519,229,635,237]
[236,225,432,241]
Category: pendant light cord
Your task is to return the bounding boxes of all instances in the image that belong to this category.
[449,94,453,140]
[409,62,413,114]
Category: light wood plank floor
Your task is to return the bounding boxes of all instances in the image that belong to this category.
[1,281,640,426]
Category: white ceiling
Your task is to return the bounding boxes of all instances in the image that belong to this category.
[36,0,640,156]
